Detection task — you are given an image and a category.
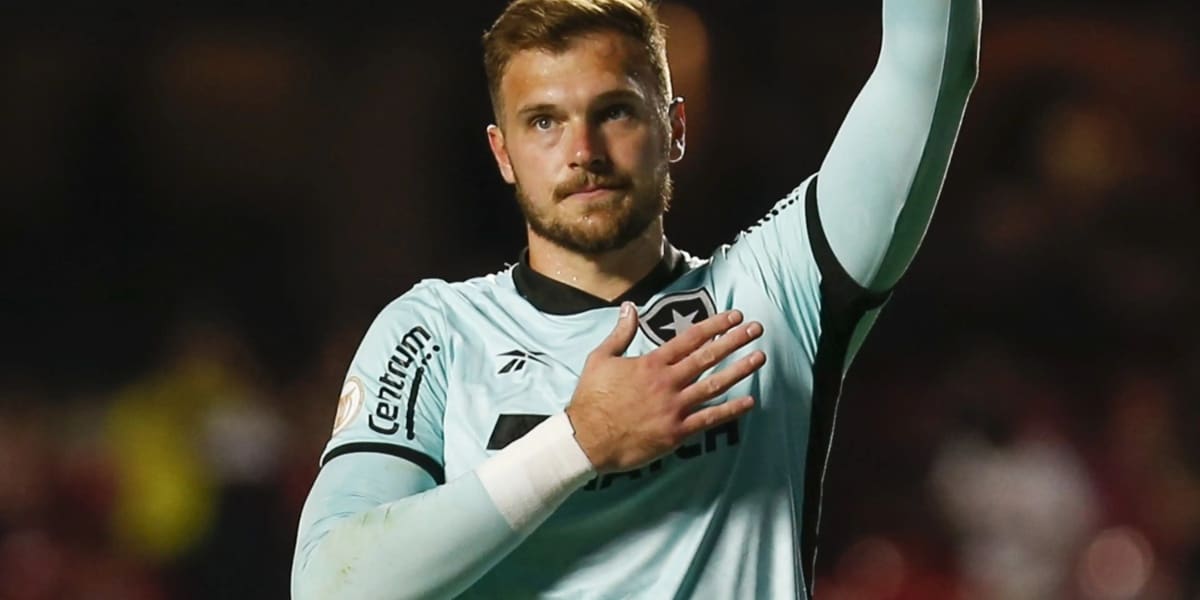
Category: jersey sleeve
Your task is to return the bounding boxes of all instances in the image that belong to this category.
[319,285,451,485]
[723,0,978,342]
[721,174,889,344]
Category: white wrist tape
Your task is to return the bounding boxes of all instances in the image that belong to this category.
[475,412,596,532]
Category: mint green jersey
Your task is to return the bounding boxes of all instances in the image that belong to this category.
[321,175,887,598]
[294,1,980,594]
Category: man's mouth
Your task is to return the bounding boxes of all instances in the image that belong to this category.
[561,182,627,201]
[568,187,617,200]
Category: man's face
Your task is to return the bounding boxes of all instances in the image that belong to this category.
[487,31,684,255]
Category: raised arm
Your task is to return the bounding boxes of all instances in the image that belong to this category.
[817,0,981,293]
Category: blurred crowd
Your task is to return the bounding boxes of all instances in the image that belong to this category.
[1,3,1196,599]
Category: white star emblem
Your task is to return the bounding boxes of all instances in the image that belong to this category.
[637,290,717,346]
[659,309,699,335]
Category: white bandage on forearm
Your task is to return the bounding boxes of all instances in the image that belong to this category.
[475,412,596,532]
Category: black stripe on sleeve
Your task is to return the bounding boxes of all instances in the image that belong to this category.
[800,176,892,597]
[804,176,893,308]
[321,443,446,485]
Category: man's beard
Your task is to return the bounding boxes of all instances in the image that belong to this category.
[515,170,673,255]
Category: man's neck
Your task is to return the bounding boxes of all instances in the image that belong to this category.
[526,220,666,302]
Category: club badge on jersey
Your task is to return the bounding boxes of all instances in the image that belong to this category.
[637,288,717,346]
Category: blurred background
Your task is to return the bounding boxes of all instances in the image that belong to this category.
[0,1,1196,598]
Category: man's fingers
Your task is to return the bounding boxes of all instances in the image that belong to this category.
[654,310,744,365]
[679,396,755,436]
[671,321,763,381]
[677,351,766,407]
[594,302,639,357]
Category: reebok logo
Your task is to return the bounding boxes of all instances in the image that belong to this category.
[497,349,549,374]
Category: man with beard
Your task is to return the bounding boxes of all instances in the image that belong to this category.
[292,0,980,598]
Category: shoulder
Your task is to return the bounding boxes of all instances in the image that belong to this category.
[372,267,517,335]
[679,249,709,271]
[707,177,816,265]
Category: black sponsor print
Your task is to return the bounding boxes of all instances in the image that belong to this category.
[582,418,740,491]
[486,414,550,450]
[371,325,440,440]
[485,412,742,492]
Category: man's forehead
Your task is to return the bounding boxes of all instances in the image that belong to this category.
[500,31,654,108]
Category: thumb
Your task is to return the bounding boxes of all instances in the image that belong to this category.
[597,301,638,356]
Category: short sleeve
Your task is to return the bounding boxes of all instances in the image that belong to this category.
[319,286,450,485]
[720,174,891,341]
[720,175,824,340]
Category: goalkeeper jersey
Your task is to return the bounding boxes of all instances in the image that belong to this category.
[320,174,887,598]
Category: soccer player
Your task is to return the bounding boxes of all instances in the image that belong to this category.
[292,0,979,597]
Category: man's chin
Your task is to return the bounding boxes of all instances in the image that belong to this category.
[535,217,648,256]
[521,187,665,255]
[552,230,631,255]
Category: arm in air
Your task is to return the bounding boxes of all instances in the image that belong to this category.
[817,0,982,293]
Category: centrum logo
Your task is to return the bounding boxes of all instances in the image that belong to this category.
[496,349,549,374]
[373,325,440,440]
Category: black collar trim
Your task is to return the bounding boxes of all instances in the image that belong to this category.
[512,245,690,315]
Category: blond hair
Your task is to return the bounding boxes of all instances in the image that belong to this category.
[482,0,671,121]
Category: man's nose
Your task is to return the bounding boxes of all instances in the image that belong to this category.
[567,122,609,171]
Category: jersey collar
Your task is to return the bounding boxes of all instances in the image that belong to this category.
[512,243,690,315]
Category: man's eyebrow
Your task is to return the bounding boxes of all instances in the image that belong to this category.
[515,103,562,119]
[515,89,648,120]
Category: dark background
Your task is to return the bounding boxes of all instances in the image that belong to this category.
[1,1,1196,598]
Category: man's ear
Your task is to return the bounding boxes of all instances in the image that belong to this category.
[668,97,687,163]
[487,124,516,184]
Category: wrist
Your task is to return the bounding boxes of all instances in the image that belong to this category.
[475,412,596,533]
[564,405,609,472]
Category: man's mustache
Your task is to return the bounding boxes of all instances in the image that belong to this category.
[554,174,632,200]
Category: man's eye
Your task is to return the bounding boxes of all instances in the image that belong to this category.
[531,116,554,130]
